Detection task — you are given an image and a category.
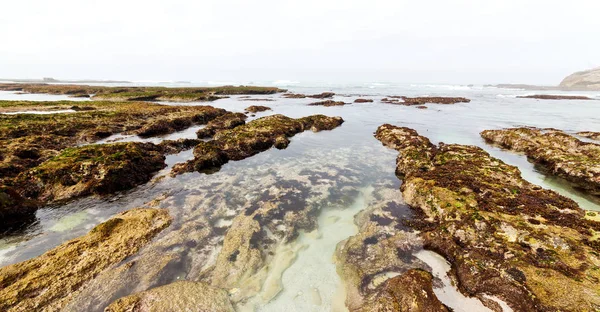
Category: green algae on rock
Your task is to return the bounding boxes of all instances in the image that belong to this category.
[481,127,600,196]
[0,83,287,102]
[172,114,344,174]
[376,124,600,311]
[357,269,450,312]
[105,281,235,312]
[196,112,247,139]
[0,208,171,312]
[244,105,272,113]
[282,92,335,99]
[18,142,166,203]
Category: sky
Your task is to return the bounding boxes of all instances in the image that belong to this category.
[1,0,599,84]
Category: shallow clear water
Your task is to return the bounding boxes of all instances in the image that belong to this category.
[1,83,600,311]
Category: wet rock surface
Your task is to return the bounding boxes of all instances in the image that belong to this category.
[0,83,286,102]
[105,281,235,312]
[0,208,172,312]
[376,124,600,311]
[578,131,600,141]
[481,127,600,196]
[308,100,348,106]
[517,94,594,100]
[196,112,247,139]
[244,105,272,113]
[358,269,450,312]
[18,142,166,203]
[354,98,374,103]
[381,96,470,105]
[172,114,344,174]
[283,92,335,99]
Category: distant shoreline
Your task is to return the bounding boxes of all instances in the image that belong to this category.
[0,77,131,84]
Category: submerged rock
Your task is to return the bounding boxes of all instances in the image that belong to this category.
[172,114,344,174]
[196,112,248,139]
[105,281,234,312]
[376,124,600,311]
[481,127,600,196]
[308,100,347,107]
[244,105,272,113]
[0,208,172,312]
[517,94,594,100]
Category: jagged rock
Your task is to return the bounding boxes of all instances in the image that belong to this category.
[358,269,449,312]
[517,95,593,100]
[172,114,344,174]
[196,112,247,139]
[481,127,600,195]
[105,281,234,312]
[0,208,172,312]
[244,105,272,113]
[376,124,600,311]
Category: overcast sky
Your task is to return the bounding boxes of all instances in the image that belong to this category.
[1,0,599,84]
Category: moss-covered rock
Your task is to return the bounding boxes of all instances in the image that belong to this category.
[0,208,171,312]
[173,114,343,174]
[244,105,272,113]
[0,83,286,103]
[381,96,470,105]
[18,142,166,203]
[376,124,600,311]
[196,112,247,139]
[358,269,449,312]
[105,281,234,312]
[282,92,335,99]
[481,127,600,196]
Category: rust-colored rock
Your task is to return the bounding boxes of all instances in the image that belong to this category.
[308,100,347,107]
[517,94,594,100]
[354,98,374,103]
[244,105,272,113]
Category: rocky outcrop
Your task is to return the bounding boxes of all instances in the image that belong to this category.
[358,270,449,312]
[517,94,593,100]
[0,208,172,312]
[282,92,335,99]
[375,124,600,311]
[481,127,600,196]
[244,105,272,113]
[559,67,600,90]
[105,281,235,312]
[196,112,247,139]
[382,96,470,105]
[577,131,600,141]
[0,83,287,102]
[354,98,373,103]
[18,142,166,203]
[308,100,347,106]
[172,114,344,174]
